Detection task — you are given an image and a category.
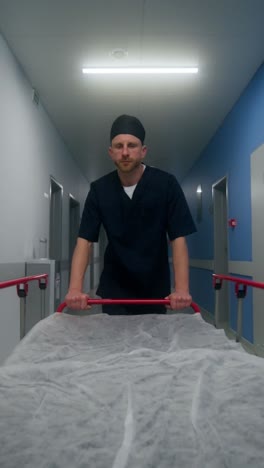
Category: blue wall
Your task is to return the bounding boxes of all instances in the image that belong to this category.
[183,63,264,343]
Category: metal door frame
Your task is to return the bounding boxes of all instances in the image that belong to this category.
[212,175,229,324]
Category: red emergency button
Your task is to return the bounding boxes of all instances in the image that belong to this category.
[228,218,237,228]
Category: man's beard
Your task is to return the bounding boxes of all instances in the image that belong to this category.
[115,160,141,173]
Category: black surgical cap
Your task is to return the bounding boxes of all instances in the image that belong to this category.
[110,114,145,144]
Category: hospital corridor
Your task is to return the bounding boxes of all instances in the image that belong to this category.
[1,1,264,467]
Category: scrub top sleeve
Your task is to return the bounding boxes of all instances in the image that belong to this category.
[78,184,101,242]
[167,176,196,241]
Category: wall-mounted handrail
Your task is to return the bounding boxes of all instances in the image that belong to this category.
[213,273,264,342]
[57,299,200,313]
[0,274,48,290]
[0,274,48,338]
[213,274,264,290]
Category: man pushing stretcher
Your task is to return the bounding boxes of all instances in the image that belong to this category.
[65,114,196,315]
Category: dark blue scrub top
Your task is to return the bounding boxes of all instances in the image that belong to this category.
[79,165,196,299]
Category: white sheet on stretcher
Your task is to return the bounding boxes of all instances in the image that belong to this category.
[0,312,264,468]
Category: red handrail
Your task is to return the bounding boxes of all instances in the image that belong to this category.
[0,274,48,290]
[213,274,264,290]
[57,299,200,313]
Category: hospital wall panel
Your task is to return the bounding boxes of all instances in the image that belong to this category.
[0,263,25,364]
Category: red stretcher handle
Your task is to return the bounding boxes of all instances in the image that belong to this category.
[57,299,200,313]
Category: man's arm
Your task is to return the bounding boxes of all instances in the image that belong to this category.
[65,237,92,309]
[166,236,192,310]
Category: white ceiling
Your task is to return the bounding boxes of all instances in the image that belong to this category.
[1,0,264,182]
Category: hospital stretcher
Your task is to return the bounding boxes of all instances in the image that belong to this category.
[0,297,264,467]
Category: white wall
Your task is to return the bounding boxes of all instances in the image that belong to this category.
[0,34,89,262]
[0,34,90,363]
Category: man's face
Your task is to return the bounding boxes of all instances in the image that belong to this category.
[109,134,147,174]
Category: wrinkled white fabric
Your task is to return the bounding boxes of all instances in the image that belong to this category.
[0,312,264,468]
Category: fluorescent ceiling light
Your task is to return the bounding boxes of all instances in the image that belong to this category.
[82,67,198,75]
